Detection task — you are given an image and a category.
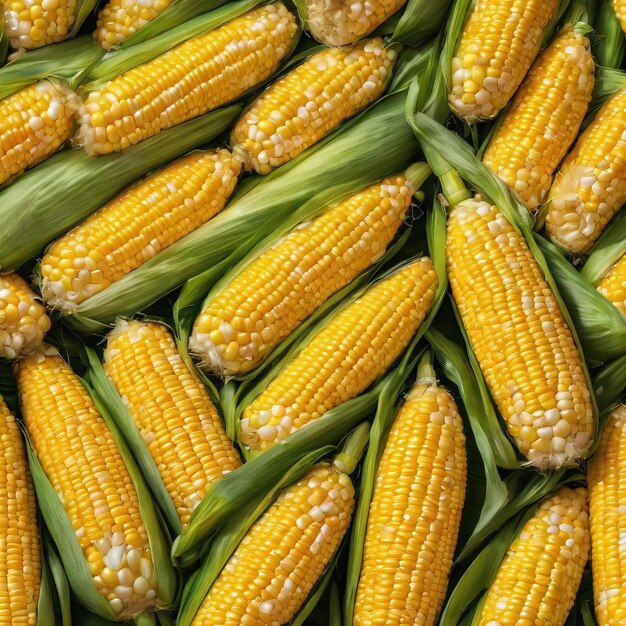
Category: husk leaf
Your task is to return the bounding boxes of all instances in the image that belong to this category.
[581,208,626,285]
[390,0,454,46]
[44,535,71,626]
[593,353,626,415]
[593,0,626,70]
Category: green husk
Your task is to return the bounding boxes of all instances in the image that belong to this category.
[85,346,182,535]
[0,104,239,271]
[67,92,421,332]
[593,353,626,414]
[591,67,626,111]
[390,0,454,46]
[69,0,101,37]
[581,208,626,285]
[0,15,8,67]
[37,538,56,626]
[84,0,264,87]
[407,111,600,446]
[25,375,178,622]
[176,446,332,626]
[535,233,626,362]
[118,0,234,48]
[173,330,427,568]
[45,535,71,626]
[0,35,103,100]
[593,0,625,70]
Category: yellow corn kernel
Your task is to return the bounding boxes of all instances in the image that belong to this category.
[614,0,626,34]
[483,26,594,211]
[231,38,395,174]
[80,3,298,155]
[546,88,626,254]
[2,0,76,49]
[240,257,439,451]
[40,149,241,311]
[94,0,176,50]
[16,346,159,620]
[103,320,242,527]
[597,252,626,316]
[447,197,593,468]
[354,379,466,626]
[0,395,41,626]
[190,171,416,376]
[190,463,355,625]
[449,0,560,121]
[479,486,590,626]
[0,80,79,186]
[304,0,407,45]
[588,405,626,626]
[0,273,51,359]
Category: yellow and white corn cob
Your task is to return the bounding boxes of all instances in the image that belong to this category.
[0,396,41,626]
[103,320,242,528]
[0,273,50,359]
[483,25,594,211]
[80,3,298,155]
[40,149,241,311]
[447,197,594,468]
[449,0,560,122]
[597,252,626,316]
[545,88,626,254]
[354,377,466,626]
[16,346,159,620]
[231,38,395,174]
[190,168,421,376]
[479,486,590,626]
[0,80,79,186]
[240,258,438,451]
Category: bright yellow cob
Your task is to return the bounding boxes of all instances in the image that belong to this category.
[240,258,438,451]
[597,252,626,316]
[80,3,298,155]
[588,404,626,626]
[447,197,593,468]
[479,486,590,626]
[16,346,159,620]
[545,88,626,254]
[353,377,466,626]
[190,462,355,625]
[0,396,41,626]
[614,0,626,33]
[94,0,176,50]
[304,0,406,46]
[190,167,423,376]
[0,273,51,359]
[2,0,76,49]
[0,80,79,186]
[482,25,594,211]
[231,38,395,174]
[449,0,560,122]
[103,320,242,528]
[40,149,241,312]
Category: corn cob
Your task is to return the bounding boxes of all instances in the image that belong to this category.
[231,38,394,174]
[40,149,241,312]
[16,346,159,620]
[0,273,50,359]
[597,252,626,316]
[449,0,560,122]
[0,80,79,186]
[447,197,593,468]
[303,0,406,46]
[103,320,242,528]
[588,404,626,626]
[190,165,425,377]
[0,396,41,626]
[190,462,355,625]
[353,377,466,626]
[545,88,626,254]
[94,0,176,50]
[482,25,594,211]
[80,3,298,155]
[479,486,589,626]
[614,0,626,33]
[240,258,438,451]
[2,0,75,49]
